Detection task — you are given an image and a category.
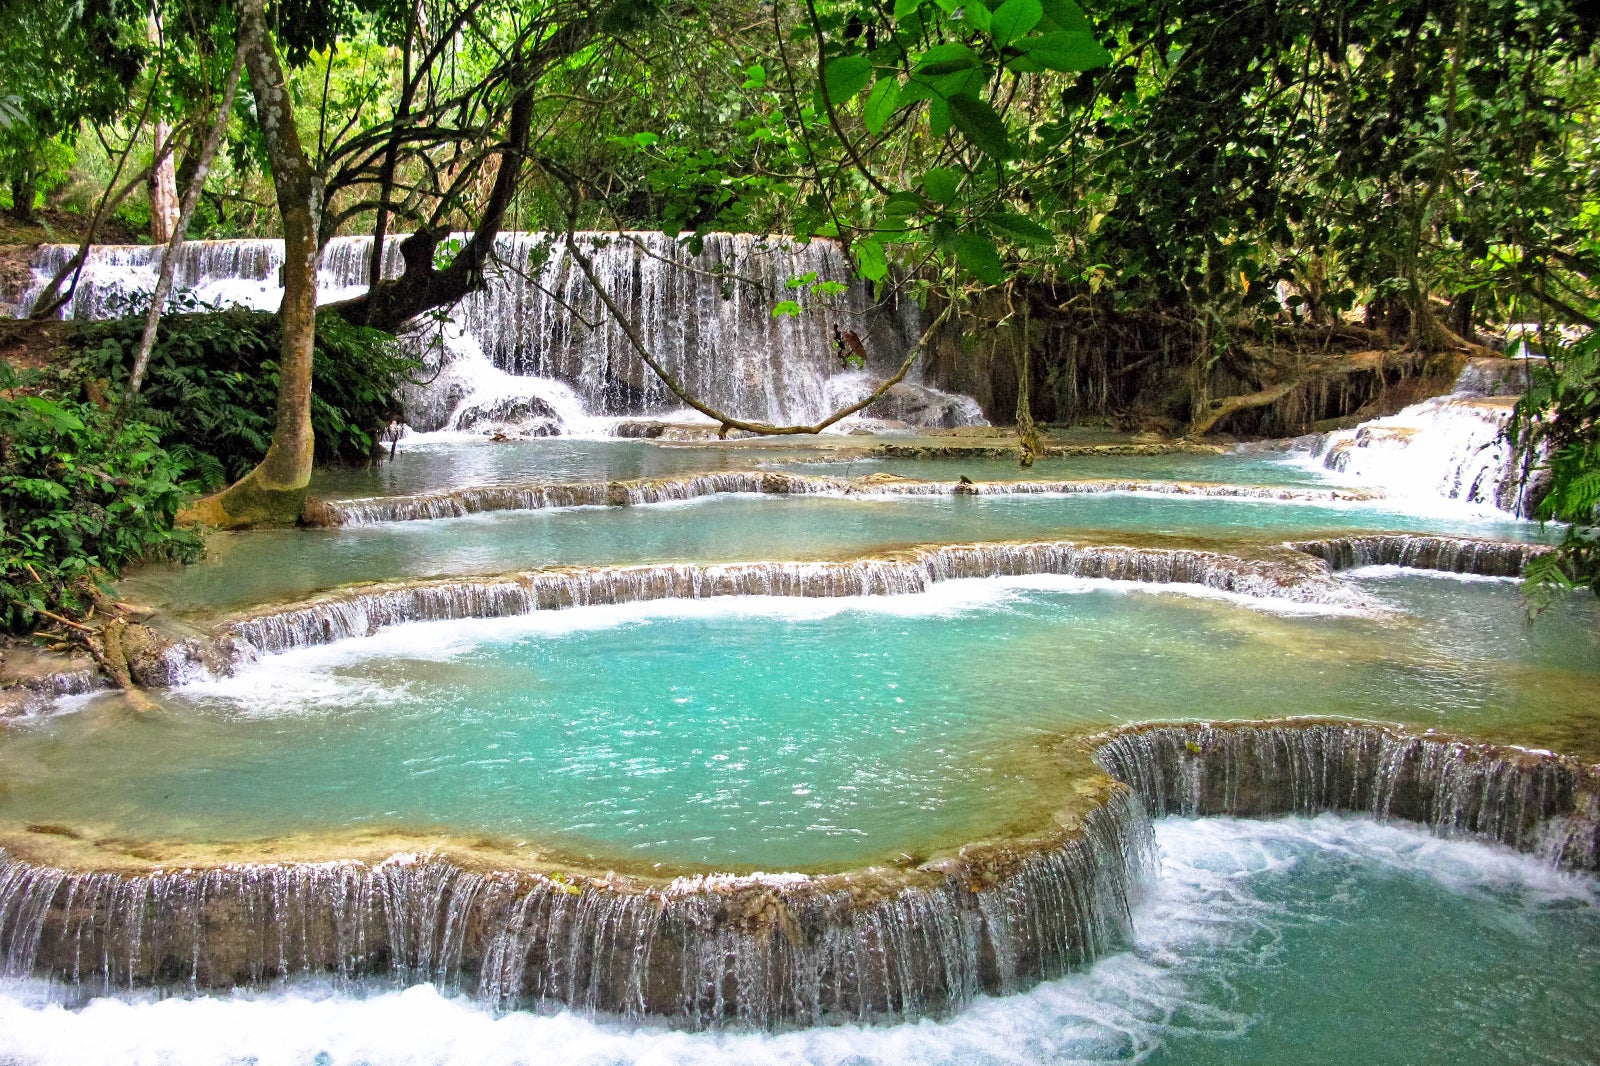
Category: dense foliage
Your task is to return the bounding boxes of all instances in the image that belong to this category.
[1513,331,1600,604]
[72,303,420,484]
[0,360,202,632]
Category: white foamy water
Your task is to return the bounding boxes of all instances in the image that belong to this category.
[0,815,1589,1065]
[1308,394,1531,517]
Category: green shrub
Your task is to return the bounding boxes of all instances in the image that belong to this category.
[0,360,203,633]
[1511,330,1600,609]
[71,302,420,486]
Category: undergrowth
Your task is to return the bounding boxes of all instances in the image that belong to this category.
[1,360,202,633]
[71,297,420,487]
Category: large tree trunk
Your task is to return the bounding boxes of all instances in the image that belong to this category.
[148,121,180,243]
[183,0,321,529]
[8,172,36,223]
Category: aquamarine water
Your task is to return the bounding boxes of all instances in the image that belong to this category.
[120,491,1546,616]
[8,575,1596,869]
[311,437,1334,498]
[1,816,1593,1064]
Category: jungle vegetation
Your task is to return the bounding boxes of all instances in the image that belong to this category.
[0,0,1596,622]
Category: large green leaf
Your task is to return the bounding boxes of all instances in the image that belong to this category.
[1016,30,1110,72]
[892,0,926,18]
[916,43,981,75]
[1037,0,1091,32]
[864,78,899,134]
[854,237,890,282]
[949,94,1013,159]
[924,167,961,203]
[990,0,1042,48]
[989,211,1055,245]
[823,55,873,104]
[953,232,1006,284]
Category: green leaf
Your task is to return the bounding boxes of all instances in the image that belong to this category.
[823,55,873,104]
[916,43,981,75]
[854,238,890,282]
[960,1,992,33]
[989,210,1054,244]
[924,167,961,203]
[1037,0,1091,32]
[990,0,1042,48]
[772,300,804,318]
[631,131,659,149]
[1016,30,1110,72]
[883,191,924,215]
[742,64,766,89]
[893,0,926,19]
[928,96,952,138]
[948,94,1013,158]
[953,232,1006,284]
[864,78,899,134]
[895,76,937,107]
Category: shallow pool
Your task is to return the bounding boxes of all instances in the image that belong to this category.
[7,575,1596,869]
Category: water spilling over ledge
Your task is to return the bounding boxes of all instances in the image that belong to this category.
[1094,720,1599,870]
[0,721,1592,1028]
[0,782,1153,1028]
[1289,533,1551,577]
[309,471,1383,527]
[170,540,1363,674]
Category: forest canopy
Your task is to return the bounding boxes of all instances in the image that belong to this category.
[1,0,1597,582]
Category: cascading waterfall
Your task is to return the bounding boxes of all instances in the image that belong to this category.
[1093,720,1599,870]
[2,719,1592,1027]
[312,471,1381,526]
[0,789,1154,1028]
[1310,356,1545,516]
[1290,533,1550,577]
[153,541,1360,678]
[21,233,986,432]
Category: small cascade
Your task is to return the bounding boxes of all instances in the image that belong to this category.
[0,790,1154,1027]
[401,328,600,438]
[22,233,987,431]
[315,472,1379,526]
[1093,720,1599,870]
[154,541,1360,672]
[1291,534,1550,577]
[1311,355,1546,516]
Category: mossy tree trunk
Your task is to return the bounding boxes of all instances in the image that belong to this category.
[185,0,321,529]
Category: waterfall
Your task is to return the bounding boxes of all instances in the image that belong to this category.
[0,789,1153,1027]
[1290,533,1549,577]
[313,472,1380,526]
[1311,356,1545,516]
[1093,720,1599,870]
[21,233,986,431]
[148,541,1362,677]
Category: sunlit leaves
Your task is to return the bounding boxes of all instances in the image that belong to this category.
[863,78,898,134]
[823,55,872,104]
[853,237,890,281]
[990,0,1043,48]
